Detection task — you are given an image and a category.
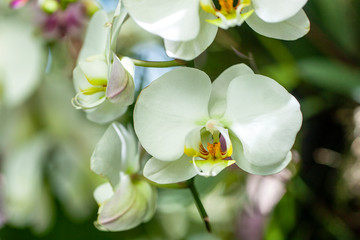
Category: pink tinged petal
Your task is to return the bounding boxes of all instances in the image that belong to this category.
[106,55,135,105]
[252,0,308,23]
[134,67,212,161]
[143,156,197,184]
[246,10,310,40]
[123,0,200,41]
[224,74,302,175]
[216,126,233,155]
[208,64,254,118]
[97,173,155,231]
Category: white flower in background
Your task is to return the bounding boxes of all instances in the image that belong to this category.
[2,134,53,233]
[72,7,135,124]
[123,0,309,60]
[134,64,302,184]
[91,123,157,231]
[0,15,45,108]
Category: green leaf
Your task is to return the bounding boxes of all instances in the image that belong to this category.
[298,58,360,101]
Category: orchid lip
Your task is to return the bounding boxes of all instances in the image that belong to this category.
[201,0,254,29]
[184,127,234,177]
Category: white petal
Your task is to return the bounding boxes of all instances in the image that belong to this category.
[246,10,310,40]
[94,183,114,205]
[208,64,254,118]
[252,0,308,22]
[223,74,302,174]
[77,10,110,62]
[230,131,293,175]
[73,66,93,91]
[123,0,200,41]
[91,123,139,187]
[110,1,128,49]
[85,100,128,124]
[79,60,108,84]
[0,18,44,107]
[143,156,197,184]
[193,158,235,177]
[134,67,211,161]
[134,180,157,222]
[184,126,203,157]
[164,10,218,60]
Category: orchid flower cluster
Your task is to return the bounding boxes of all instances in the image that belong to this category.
[70,0,307,233]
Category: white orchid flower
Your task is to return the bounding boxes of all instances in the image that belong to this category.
[0,15,44,108]
[91,123,157,231]
[123,0,309,60]
[72,7,135,124]
[134,64,302,184]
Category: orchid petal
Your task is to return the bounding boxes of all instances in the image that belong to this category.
[94,182,113,205]
[79,60,108,86]
[230,131,293,175]
[246,10,310,40]
[252,0,308,23]
[136,180,157,222]
[134,67,211,161]
[193,158,235,177]
[96,173,156,231]
[123,0,200,41]
[106,55,135,105]
[143,155,197,184]
[184,127,203,157]
[208,64,254,118]
[91,123,139,187]
[164,10,218,60]
[77,10,110,62]
[97,173,142,231]
[223,74,302,174]
[85,101,128,124]
[0,18,44,107]
[110,1,128,49]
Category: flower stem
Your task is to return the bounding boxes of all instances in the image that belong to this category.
[187,178,212,233]
[120,56,188,68]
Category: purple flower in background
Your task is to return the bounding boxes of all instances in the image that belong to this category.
[37,3,88,40]
[9,0,29,9]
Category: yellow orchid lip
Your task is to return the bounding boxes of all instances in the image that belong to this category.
[80,86,106,95]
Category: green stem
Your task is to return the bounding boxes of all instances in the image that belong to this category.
[122,57,188,68]
[187,178,212,233]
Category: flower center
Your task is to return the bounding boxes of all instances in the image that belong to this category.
[184,128,235,177]
[200,0,254,29]
[218,0,236,14]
